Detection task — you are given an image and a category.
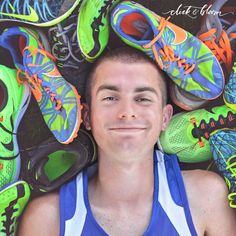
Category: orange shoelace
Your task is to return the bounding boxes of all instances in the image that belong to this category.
[198,29,236,74]
[143,16,195,75]
[16,46,62,111]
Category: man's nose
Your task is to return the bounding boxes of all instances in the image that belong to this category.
[118,100,137,119]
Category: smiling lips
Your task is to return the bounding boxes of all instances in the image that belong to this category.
[109,127,146,132]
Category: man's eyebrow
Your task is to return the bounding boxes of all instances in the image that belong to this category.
[134,87,158,96]
[96,85,119,95]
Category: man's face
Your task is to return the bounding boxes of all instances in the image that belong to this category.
[84,60,172,159]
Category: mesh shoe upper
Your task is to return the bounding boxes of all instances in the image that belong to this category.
[111,1,225,100]
[0,0,83,26]
[209,129,236,208]
[160,105,236,163]
[0,180,30,235]
[0,65,31,190]
[0,26,82,144]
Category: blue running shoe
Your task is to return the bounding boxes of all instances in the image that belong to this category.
[224,59,236,111]
[111,1,224,100]
[0,26,82,144]
[209,129,236,208]
[0,0,83,26]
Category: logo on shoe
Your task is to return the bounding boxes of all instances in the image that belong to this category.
[0,6,39,23]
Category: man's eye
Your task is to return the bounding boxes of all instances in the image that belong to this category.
[102,96,117,101]
[136,97,152,102]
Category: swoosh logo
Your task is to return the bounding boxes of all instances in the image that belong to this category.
[155,15,187,45]
[0,6,39,23]
[1,139,14,152]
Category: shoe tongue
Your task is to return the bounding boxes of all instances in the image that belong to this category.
[133,20,153,40]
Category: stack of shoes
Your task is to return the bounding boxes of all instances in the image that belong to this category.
[0,181,30,236]
[0,0,235,230]
[0,65,31,190]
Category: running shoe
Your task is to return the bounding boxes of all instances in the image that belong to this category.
[0,65,31,190]
[21,129,97,193]
[0,180,30,236]
[48,10,91,100]
[159,105,236,163]
[197,0,236,74]
[169,82,208,111]
[110,1,224,100]
[0,26,82,144]
[224,59,236,111]
[209,129,236,208]
[77,0,120,62]
[0,0,83,26]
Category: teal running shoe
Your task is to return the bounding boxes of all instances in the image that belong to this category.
[0,26,82,144]
[21,129,97,193]
[160,105,236,163]
[0,0,83,26]
[111,1,224,100]
[209,129,236,208]
[224,59,236,111]
[77,0,120,62]
[0,65,31,190]
[0,180,30,236]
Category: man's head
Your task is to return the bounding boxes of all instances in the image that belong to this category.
[85,47,168,107]
[83,46,173,160]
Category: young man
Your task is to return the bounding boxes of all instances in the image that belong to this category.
[18,47,236,236]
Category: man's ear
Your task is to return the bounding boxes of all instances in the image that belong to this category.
[82,103,91,130]
[161,104,173,131]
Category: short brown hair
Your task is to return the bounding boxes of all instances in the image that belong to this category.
[85,46,168,106]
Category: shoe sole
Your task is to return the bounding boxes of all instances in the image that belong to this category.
[12,83,31,182]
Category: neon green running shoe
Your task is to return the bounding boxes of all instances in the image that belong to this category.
[0,0,83,26]
[111,1,224,100]
[0,26,82,144]
[160,105,236,163]
[77,0,120,62]
[0,65,31,190]
[0,180,30,236]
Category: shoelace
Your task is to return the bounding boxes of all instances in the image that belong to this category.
[0,0,54,22]
[16,46,63,111]
[49,14,84,67]
[226,155,236,208]
[198,29,236,73]
[92,0,118,30]
[0,201,17,235]
[191,111,236,147]
[143,16,195,75]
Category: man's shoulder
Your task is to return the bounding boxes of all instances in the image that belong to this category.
[182,169,226,192]
[18,192,60,236]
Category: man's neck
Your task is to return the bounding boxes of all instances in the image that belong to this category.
[89,150,154,205]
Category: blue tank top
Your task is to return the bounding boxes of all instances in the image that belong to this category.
[60,150,198,236]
